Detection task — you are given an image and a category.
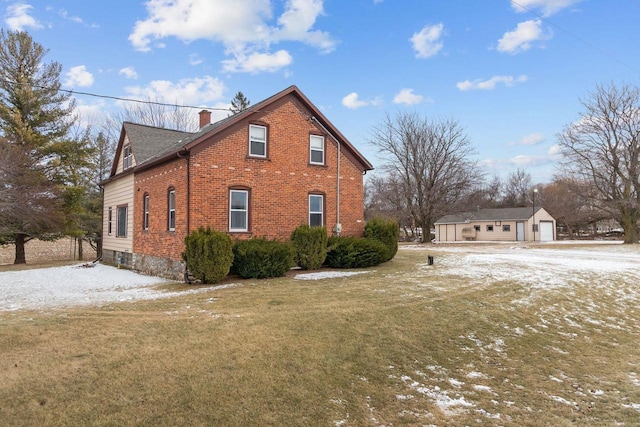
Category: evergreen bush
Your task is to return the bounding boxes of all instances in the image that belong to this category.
[182,227,234,284]
[325,236,387,268]
[364,217,399,262]
[232,238,293,279]
[290,225,327,270]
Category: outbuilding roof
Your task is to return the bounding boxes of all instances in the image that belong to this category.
[435,207,543,224]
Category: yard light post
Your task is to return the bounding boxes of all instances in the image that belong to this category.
[532,188,538,241]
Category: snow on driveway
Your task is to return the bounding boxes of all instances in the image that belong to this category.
[0,263,208,311]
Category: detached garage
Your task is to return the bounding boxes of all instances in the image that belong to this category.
[434,207,556,243]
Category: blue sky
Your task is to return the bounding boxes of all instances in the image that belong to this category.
[4,0,640,183]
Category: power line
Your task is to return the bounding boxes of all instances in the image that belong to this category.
[1,78,233,112]
[510,0,640,75]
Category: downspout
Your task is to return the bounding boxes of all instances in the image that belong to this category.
[177,150,190,235]
[311,117,341,236]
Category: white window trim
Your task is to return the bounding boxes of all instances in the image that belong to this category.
[229,189,249,232]
[168,190,176,231]
[309,135,325,165]
[143,195,149,231]
[108,207,113,235]
[309,194,324,227]
[123,145,132,170]
[248,124,267,158]
[116,205,128,238]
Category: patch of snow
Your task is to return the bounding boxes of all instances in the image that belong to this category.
[294,271,369,280]
[467,371,489,379]
[473,385,494,393]
[0,263,219,311]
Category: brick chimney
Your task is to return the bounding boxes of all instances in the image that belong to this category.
[199,110,211,129]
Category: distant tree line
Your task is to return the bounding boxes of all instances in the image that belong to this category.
[366,83,640,244]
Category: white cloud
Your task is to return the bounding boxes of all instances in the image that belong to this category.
[410,23,444,58]
[221,50,293,74]
[5,3,42,31]
[119,67,138,80]
[64,65,94,88]
[124,76,226,107]
[59,9,83,24]
[393,88,424,105]
[497,19,551,54]
[511,0,582,17]
[128,0,335,74]
[548,144,561,155]
[508,132,545,146]
[341,92,380,109]
[189,53,203,66]
[456,75,528,91]
[509,154,539,166]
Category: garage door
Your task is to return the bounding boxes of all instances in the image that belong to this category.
[539,221,554,241]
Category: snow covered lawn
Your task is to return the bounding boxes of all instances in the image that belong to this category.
[0,263,207,311]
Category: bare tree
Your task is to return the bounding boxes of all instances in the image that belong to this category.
[365,171,417,237]
[542,177,607,238]
[102,97,198,148]
[369,112,482,242]
[558,83,640,243]
[503,168,532,207]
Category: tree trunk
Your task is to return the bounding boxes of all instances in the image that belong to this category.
[14,233,26,264]
[621,212,639,244]
[77,237,84,261]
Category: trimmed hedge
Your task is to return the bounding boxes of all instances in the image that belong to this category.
[325,236,387,269]
[291,225,327,270]
[182,227,234,284]
[364,217,399,262]
[232,238,293,279]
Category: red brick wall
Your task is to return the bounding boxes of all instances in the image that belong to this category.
[189,98,366,241]
[134,157,189,261]
[135,94,367,262]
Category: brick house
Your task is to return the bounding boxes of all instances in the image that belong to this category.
[101,86,374,278]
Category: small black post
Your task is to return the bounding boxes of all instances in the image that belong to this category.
[428,255,434,265]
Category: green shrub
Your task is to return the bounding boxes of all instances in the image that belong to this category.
[364,217,399,262]
[232,238,293,279]
[290,225,328,270]
[182,227,234,284]
[325,236,387,268]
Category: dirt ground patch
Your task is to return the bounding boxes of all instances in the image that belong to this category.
[0,238,97,265]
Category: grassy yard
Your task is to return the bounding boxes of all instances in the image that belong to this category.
[1,244,640,426]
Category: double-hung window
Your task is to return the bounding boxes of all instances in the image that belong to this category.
[310,135,325,165]
[309,194,323,227]
[168,189,176,231]
[123,145,132,169]
[229,189,248,232]
[116,205,128,237]
[249,124,267,157]
[143,194,149,231]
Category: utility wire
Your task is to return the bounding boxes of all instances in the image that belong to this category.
[510,0,640,75]
[1,78,233,112]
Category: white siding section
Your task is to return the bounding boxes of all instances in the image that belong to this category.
[115,134,137,174]
[103,174,134,252]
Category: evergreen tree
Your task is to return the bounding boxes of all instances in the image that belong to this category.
[0,30,75,264]
[229,91,250,115]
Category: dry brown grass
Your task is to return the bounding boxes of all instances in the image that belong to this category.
[1,244,640,426]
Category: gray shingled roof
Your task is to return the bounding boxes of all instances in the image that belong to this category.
[124,122,192,166]
[114,85,373,179]
[435,207,543,224]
